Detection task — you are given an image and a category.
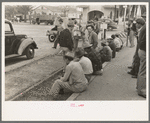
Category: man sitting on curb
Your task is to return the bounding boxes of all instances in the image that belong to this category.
[82,41,103,75]
[49,52,88,100]
[74,47,93,82]
[111,34,121,52]
[100,40,112,64]
[107,38,116,59]
[115,34,124,50]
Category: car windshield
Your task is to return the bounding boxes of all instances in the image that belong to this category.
[5,23,12,32]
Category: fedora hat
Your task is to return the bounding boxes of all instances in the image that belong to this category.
[65,51,74,58]
[75,48,85,58]
[136,17,145,25]
[82,41,92,49]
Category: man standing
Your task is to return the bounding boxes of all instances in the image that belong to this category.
[52,17,64,49]
[57,20,74,56]
[135,18,146,98]
[86,24,98,49]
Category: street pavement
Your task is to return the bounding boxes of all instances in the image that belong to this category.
[75,45,145,100]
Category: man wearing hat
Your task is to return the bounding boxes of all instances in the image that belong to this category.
[57,20,74,56]
[100,40,112,63]
[49,51,88,100]
[83,41,103,75]
[74,47,93,82]
[135,17,146,98]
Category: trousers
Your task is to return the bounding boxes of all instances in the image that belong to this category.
[49,79,88,97]
[137,50,146,93]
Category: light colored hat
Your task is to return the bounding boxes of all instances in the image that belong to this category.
[65,51,74,58]
[82,41,92,49]
[136,17,145,25]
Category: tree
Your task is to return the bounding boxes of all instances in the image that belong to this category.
[119,5,146,18]
[16,5,33,22]
[5,5,17,20]
[59,5,71,17]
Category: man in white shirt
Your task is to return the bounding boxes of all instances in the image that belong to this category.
[74,47,93,82]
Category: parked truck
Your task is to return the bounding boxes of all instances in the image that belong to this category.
[31,15,55,25]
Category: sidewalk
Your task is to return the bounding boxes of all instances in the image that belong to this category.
[75,46,145,100]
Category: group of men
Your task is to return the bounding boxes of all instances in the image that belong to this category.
[49,16,129,100]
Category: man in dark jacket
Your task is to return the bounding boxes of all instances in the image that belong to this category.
[128,18,145,79]
[57,20,74,55]
[136,18,146,98]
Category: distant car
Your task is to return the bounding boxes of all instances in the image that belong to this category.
[100,18,118,30]
[5,19,38,59]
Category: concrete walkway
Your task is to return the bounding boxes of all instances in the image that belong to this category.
[75,46,145,100]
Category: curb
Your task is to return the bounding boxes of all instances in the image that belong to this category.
[66,62,109,101]
[8,66,64,101]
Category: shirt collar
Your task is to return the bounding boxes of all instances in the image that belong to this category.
[138,26,143,32]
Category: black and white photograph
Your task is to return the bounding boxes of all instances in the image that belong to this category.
[2,2,149,121]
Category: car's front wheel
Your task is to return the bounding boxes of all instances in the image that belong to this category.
[48,34,56,42]
[25,45,35,59]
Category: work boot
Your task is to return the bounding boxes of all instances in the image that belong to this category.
[59,88,64,94]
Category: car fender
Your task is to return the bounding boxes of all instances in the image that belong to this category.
[18,38,35,55]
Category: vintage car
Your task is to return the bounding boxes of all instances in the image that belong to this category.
[5,19,38,59]
[99,18,118,30]
[46,26,58,42]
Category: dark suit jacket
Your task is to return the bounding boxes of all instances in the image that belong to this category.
[138,24,146,52]
[58,28,74,51]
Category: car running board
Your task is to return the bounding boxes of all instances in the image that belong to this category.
[5,54,21,59]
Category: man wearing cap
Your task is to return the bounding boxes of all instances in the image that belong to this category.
[135,17,146,98]
[100,40,112,63]
[49,51,88,100]
[86,24,98,50]
[57,20,74,56]
[83,41,103,75]
[74,47,93,82]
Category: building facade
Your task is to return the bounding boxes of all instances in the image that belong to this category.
[78,5,119,23]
